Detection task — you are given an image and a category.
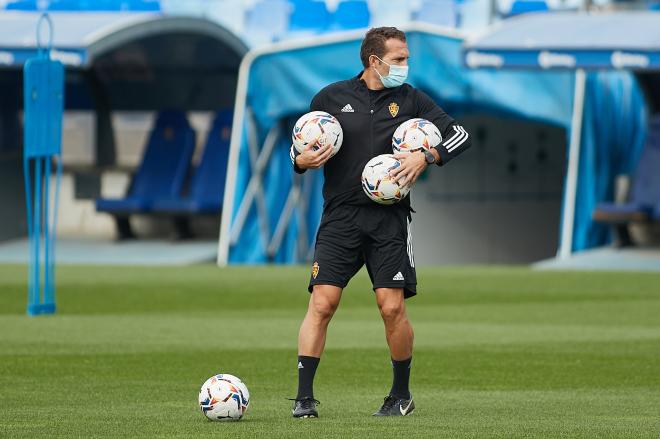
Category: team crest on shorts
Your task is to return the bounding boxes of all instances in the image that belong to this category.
[388,102,399,117]
[312,262,319,279]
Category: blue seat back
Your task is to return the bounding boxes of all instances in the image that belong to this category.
[289,0,330,33]
[123,0,160,11]
[415,0,457,27]
[507,0,548,16]
[131,111,195,199]
[631,116,660,207]
[5,0,38,10]
[47,0,126,10]
[330,0,370,30]
[189,110,233,205]
[47,0,83,11]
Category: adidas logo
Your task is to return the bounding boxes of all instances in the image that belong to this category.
[392,272,404,281]
[341,104,354,113]
[298,362,304,369]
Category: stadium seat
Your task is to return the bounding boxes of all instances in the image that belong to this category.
[149,110,232,239]
[506,0,548,17]
[48,0,124,11]
[329,0,370,31]
[593,116,660,246]
[288,0,330,35]
[414,0,457,28]
[244,0,291,46]
[5,0,38,10]
[47,0,83,11]
[96,111,196,239]
[122,0,160,11]
[152,110,232,215]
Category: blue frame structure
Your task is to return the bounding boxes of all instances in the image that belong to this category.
[23,14,64,316]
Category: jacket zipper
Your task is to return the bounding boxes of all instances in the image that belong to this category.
[369,93,374,156]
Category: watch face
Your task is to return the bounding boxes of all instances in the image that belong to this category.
[424,150,435,163]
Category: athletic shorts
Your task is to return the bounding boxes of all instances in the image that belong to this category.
[308,204,417,298]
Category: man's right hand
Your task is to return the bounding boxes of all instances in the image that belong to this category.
[294,138,334,170]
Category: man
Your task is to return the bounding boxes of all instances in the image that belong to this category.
[289,27,471,418]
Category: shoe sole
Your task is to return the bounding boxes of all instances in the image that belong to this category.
[372,408,415,417]
[292,410,318,419]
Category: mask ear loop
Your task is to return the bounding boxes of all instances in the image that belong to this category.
[371,55,388,78]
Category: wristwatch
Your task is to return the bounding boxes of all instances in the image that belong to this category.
[422,148,436,164]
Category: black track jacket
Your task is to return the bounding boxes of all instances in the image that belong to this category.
[291,72,471,211]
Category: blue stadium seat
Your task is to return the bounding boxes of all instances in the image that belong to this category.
[245,0,290,45]
[47,0,83,11]
[414,0,457,28]
[152,110,233,214]
[506,0,548,17]
[5,0,38,10]
[593,116,660,245]
[96,110,196,222]
[329,0,370,31]
[288,0,330,34]
[47,0,127,11]
[123,0,160,11]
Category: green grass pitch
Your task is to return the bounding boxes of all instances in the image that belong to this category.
[1,264,659,438]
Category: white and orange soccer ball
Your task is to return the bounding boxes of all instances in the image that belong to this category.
[198,374,250,421]
[361,154,411,205]
[292,111,343,156]
[392,118,442,154]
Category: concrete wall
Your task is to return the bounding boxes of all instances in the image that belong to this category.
[410,114,567,265]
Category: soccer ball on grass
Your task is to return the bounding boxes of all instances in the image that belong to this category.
[198,374,250,421]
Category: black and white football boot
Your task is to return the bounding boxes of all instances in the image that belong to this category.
[372,394,415,417]
[291,397,320,418]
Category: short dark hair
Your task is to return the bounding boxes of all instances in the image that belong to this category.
[359,27,407,68]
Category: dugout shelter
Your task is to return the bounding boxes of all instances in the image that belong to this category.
[219,22,645,265]
[465,11,659,257]
[0,11,248,240]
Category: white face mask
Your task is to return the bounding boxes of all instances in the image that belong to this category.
[373,56,408,88]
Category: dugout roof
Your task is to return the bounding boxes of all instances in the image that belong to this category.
[0,11,248,110]
[464,11,660,70]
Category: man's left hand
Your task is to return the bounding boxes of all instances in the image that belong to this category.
[390,151,427,187]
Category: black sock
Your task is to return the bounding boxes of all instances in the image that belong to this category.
[390,357,412,399]
[296,355,320,399]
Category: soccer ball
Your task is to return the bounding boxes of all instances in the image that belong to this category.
[292,111,343,156]
[392,118,442,154]
[361,154,411,205]
[198,374,250,421]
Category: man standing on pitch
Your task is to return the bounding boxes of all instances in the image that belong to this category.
[289,27,471,418]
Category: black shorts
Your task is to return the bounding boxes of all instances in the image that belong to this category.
[308,204,417,299]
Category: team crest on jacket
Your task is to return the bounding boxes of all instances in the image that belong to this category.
[312,262,319,279]
[388,102,399,117]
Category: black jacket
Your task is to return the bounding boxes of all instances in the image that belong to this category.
[291,72,471,210]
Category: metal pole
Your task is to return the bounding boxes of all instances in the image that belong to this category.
[558,68,586,259]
